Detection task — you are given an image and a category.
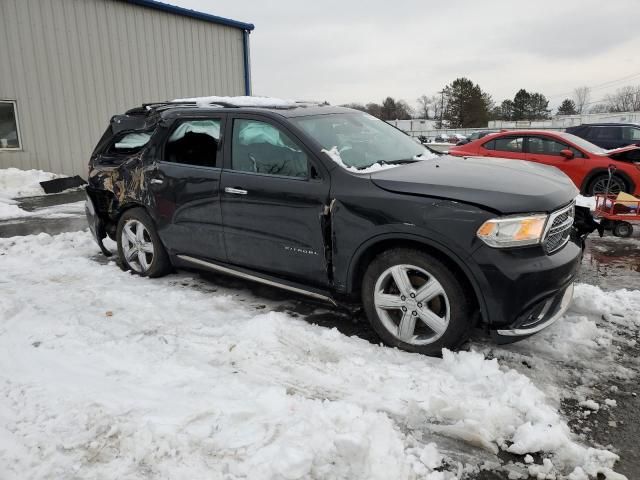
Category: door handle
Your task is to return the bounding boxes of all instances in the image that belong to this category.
[150,178,164,185]
[224,187,248,195]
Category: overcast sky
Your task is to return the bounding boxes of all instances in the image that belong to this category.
[171,0,640,111]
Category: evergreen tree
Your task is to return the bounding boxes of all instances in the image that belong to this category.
[512,89,530,121]
[442,78,492,128]
[557,99,577,116]
[527,93,551,120]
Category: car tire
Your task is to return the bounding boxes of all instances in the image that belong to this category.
[613,221,633,238]
[587,174,627,196]
[116,207,172,278]
[362,248,473,356]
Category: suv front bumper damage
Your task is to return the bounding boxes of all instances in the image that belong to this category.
[494,282,574,339]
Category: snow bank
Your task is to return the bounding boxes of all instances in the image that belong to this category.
[0,168,71,220]
[0,167,61,199]
[172,95,298,108]
[0,231,629,479]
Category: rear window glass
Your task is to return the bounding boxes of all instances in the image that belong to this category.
[484,137,523,153]
[111,132,151,153]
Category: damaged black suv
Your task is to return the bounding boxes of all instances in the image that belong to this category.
[86,98,595,355]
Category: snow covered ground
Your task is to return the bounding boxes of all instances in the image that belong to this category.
[1,231,638,479]
[0,168,61,199]
[0,168,81,220]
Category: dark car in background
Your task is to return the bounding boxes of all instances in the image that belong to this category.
[455,130,497,146]
[566,123,640,150]
[85,99,595,356]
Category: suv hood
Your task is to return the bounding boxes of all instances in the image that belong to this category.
[369,156,578,214]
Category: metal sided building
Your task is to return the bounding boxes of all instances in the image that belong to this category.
[0,0,254,176]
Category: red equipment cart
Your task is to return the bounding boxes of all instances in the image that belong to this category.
[593,166,640,238]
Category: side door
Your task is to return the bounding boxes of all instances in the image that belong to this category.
[220,115,331,287]
[524,135,586,186]
[148,115,227,261]
[479,135,526,160]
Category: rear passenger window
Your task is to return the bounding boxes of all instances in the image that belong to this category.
[165,119,221,167]
[484,137,523,153]
[231,119,308,178]
[593,127,620,140]
[110,132,151,154]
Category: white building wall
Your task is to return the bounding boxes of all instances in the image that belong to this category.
[0,0,248,176]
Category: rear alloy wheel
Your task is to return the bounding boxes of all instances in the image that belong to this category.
[589,174,626,196]
[362,248,472,355]
[116,208,171,277]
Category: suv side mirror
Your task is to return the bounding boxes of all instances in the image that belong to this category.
[560,149,574,159]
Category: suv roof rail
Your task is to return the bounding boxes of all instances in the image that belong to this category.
[125,98,332,116]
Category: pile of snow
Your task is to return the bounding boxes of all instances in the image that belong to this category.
[0,168,79,221]
[0,167,61,199]
[0,231,631,479]
[172,95,298,108]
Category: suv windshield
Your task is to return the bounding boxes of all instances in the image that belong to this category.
[291,112,427,169]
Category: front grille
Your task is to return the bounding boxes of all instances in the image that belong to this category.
[543,202,575,254]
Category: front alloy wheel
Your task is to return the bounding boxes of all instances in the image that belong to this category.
[590,174,626,196]
[362,248,472,355]
[374,265,450,345]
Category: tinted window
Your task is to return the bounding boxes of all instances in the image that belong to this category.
[231,119,308,178]
[592,127,620,140]
[165,119,220,167]
[527,136,583,158]
[484,136,523,153]
[111,132,151,154]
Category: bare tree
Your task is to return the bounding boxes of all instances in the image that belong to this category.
[416,95,431,119]
[604,85,640,112]
[573,86,590,114]
[589,103,610,114]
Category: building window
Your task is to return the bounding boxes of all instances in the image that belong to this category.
[0,101,21,150]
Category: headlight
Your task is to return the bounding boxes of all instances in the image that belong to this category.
[477,214,548,248]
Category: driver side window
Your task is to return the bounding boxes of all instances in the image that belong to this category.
[231,119,309,178]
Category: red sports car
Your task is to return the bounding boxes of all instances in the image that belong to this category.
[449,130,640,196]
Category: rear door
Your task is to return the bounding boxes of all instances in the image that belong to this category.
[220,114,331,286]
[524,135,586,186]
[479,135,526,160]
[591,126,623,149]
[149,115,227,261]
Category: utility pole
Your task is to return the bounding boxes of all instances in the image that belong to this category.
[438,90,445,128]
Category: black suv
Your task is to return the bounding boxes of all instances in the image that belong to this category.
[85,99,594,355]
[566,123,640,150]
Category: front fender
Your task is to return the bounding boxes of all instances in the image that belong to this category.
[341,228,490,325]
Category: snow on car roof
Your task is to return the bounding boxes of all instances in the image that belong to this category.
[171,95,300,108]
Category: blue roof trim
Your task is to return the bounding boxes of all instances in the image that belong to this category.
[125,0,255,31]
